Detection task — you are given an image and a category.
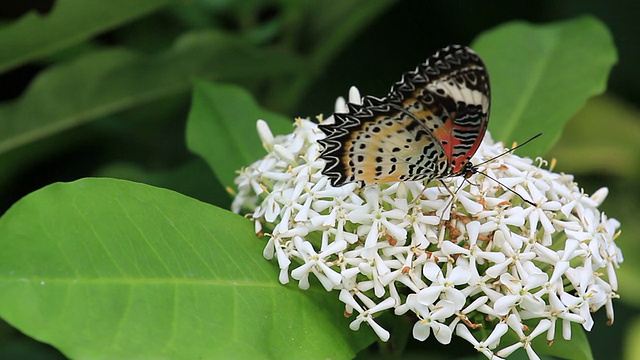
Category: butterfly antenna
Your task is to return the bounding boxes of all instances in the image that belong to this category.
[470,133,542,207]
[474,170,536,206]
[475,133,542,167]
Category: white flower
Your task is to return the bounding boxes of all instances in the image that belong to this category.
[290,236,345,290]
[492,270,547,316]
[497,316,552,360]
[419,261,470,310]
[456,323,508,360]
[231,88,623,358]
[339,290,396,342]
[396,293,455,343]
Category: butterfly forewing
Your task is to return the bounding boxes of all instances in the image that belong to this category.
[318,45,490,187]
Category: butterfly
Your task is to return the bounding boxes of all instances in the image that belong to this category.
[318,45,490,187]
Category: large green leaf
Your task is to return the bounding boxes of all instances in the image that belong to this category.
[533,321,593,360]
[95,159,232,209]
[0,31,303,156]
[186,82,294,189]
[472,15,617,157]
[0,0,175,74]
[0,178,373,359]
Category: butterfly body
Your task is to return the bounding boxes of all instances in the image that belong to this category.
[318,45,490,187]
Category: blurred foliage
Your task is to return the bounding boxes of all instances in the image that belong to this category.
[549,95,640,178]
[0,0,637,359]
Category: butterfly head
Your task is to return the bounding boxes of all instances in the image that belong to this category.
[459,161,477,180]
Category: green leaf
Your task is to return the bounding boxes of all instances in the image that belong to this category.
[548,95,640,177]
[0,178,373,359]
[623,316,640,360]
[472,15,617,157]
[532,321,593,360]
[95,158,233,209]
[186,81,294,189]
[0,31,303,156]
[498,320,592,360]
[0,0,175,74]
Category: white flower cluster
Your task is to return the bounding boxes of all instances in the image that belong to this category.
[232,88,623,360]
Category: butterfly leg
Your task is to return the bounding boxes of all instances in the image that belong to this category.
[412,180,431,205]
[436,179,467,221]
